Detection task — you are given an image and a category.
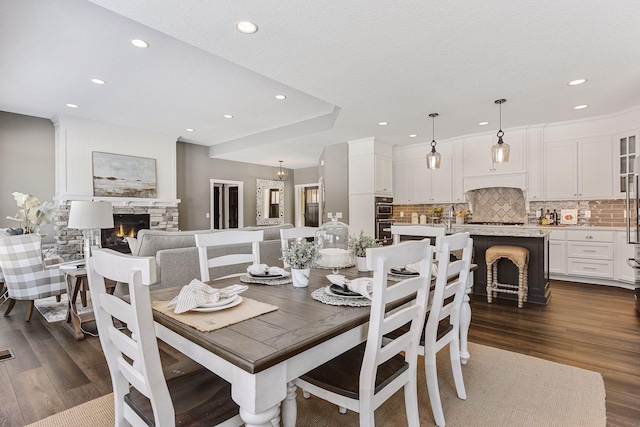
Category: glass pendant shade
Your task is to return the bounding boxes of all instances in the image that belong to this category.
[491,136,510,163]
[426,147,441,169]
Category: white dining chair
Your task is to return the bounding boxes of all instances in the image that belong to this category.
[391,224,446,245]
[87,248,243,427]
[195,230,263,281]
[292,240,434,426]
[279,227,318,268]
[424,232,473,426]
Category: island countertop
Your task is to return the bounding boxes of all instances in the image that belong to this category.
[391,223,550,238]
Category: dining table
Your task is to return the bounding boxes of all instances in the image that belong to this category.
[149,265,474,427]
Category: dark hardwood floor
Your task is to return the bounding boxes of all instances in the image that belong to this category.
[0,279,638,426]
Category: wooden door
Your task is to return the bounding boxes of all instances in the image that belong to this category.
[304,187,319,227]
[228,186,239,228]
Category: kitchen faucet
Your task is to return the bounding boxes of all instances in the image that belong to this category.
[443,205,455,232]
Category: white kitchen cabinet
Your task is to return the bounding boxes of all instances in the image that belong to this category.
[565,229,614,279]
[614,231,640,284]
[615,132,638,199]
[393,155,452,203]
[375,155,393,195]
[463,131,525,176]
[548,229,567,275]
[526,127,544,200]
[544,137,613,199]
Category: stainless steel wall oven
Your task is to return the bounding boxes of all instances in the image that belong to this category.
[375,197,393,245]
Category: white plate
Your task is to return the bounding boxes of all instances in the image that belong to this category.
[197,294,238,308]
[191,296,243,312]
[324,286,365,299]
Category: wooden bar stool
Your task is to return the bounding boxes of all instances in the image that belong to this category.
[486,245,529,308]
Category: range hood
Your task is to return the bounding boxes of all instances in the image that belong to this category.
[463,172,527,194]
[465,185,527,224]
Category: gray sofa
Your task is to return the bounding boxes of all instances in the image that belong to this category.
[131,224,293,289]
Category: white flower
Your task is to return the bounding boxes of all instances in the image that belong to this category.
[7,192,55,233]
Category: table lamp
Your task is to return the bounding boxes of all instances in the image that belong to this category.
[68,201,114,258]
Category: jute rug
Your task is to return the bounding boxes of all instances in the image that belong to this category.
[26,343,606,427]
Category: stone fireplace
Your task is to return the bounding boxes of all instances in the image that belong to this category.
[55,205,178,260]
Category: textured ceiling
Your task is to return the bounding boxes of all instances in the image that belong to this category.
[2,0,640,168]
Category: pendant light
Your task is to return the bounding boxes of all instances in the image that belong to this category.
[491,99,510,163]
[426,113,441,169]
[274,160,288,181]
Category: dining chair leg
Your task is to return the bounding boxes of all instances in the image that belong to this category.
[25,300,35,322]
[339,406,347,414]
[425,353,445,427]
[4,298,16,316]
[449,339,467,400]
[403,371,420,427]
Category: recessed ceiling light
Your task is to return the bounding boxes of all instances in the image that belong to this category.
[409,134,418,138]
[568,79,587,86]
[131,39,149,48]
[186,128,195,132]
[275,94,287,100]
[574,104,589,110]
[223,114,234,119]
[91,78,106,85]
[378,121,389,126]
[478,121,489,126]
[236,21,258,34]
[66,103,78,108]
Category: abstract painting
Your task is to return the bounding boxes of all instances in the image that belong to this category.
[92,152,157,198]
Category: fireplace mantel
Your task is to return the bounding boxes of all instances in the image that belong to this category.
[54,195,180,207]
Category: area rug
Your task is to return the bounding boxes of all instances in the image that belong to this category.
[26,343,606,427]
[34,293,93,323]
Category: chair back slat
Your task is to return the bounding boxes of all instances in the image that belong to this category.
[359,240,434,396]
[195,231,263,281]
[390,225,446,244]
[87,248,174,426]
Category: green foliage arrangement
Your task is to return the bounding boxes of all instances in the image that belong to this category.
[281,239,320,269]
[349,230,381,258]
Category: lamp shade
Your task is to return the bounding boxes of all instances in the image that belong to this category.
[68,201,114,229]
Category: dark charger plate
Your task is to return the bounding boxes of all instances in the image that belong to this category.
[329,284,361,297]
[389,268,419,276]
[250,273,285,279]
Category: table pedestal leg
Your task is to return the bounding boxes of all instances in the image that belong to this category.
[63,274,85,340]
[240,405,280,427]
[281,382,297,427]
[460,274,473,364]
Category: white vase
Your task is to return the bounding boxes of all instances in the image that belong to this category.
[456,216,465,225]
[291,268,310,288]
[356,256,369,272]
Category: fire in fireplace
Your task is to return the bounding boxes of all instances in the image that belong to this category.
[101,214,150,253]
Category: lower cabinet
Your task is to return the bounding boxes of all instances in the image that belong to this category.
[614,231,640,284]
[548,230,566,275]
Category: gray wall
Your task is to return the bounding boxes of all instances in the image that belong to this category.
[0,111,55,235]
[293,166,319,185]
[319,142,349,224]
[177,142,295,230]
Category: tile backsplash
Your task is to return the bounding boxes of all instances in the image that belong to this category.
[392,198,626,227]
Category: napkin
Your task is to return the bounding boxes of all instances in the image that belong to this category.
[247,264,286,276]
[168,279,248,314]
[405,262,438,277]
[347,278,374,300]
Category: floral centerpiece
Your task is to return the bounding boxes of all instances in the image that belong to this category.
[281,239,319,287]
[349,230,381,271]
[6,192,55,235]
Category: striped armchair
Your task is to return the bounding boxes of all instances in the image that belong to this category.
[0,234,67,321]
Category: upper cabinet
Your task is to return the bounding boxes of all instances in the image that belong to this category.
[615,132,638,199]
[393,144,452,203]
[374,154,393,195]
[463,130,525,176]
[544,137,613,199]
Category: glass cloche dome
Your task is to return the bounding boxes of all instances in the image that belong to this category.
[314,213,356,274]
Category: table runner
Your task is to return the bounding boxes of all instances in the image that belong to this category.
[152,297,278,332]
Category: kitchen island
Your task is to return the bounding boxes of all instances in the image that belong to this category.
[452,226,550,305]
[391,224,550,305]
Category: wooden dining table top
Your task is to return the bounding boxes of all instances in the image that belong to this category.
[150,267,374,375]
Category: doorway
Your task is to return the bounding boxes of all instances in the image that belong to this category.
[210,179,244,229]
[295,183,322,227]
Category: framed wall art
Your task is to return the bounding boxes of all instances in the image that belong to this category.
[92,152,157,198]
